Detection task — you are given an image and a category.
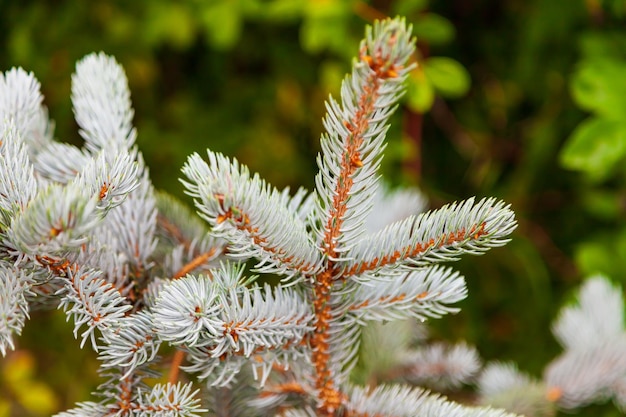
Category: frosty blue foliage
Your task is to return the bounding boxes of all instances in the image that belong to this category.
[73,150,141,212]
[33,142,92,184]
[99,311,160,377]
[72,52,137,152]
[474,276,626,415]
[10,16,617,417]
[58,265,132,351]
[177,18,518,416]
[346,265,468,323]
[545,276,626,411]
[0,67,53,153]
[106,167,158,274]
[342,197,516,278]
[348,385,518,417]
[6,182,101,256]
[313,19,415,259]
[153,264,312,356]
[401,342,482,390]
[552,275,624,351]
[0,121,37,228]
[56,382,205,417]
[182,151,323,279]
[0,263,33,356]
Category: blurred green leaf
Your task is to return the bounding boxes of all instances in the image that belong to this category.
[2,352,33,384]
[304,0,349,19]
[406,70,435,112]
[143,3,196,49]
[575,230,626,285]
[581,189,623,220]
[104,10,135,44]
[300,17,347,54]
[606,0,626,18]
[15,382,58,416]
[560,117,626,181]
[1,351,58,416]
[412,13,455,45]
[571,58,626,118]
[578,32,626,60]
[423,57,470,98]
[300,0,351,55]
[253,0,303,21]
[319,61,345,97]
[200,1,242,49]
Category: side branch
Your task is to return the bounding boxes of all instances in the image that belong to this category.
[168,350,186,385]
[182,151,322,279]
[217,204,320,275]
[341,197,517,278]
[173,248,218,279]
[50,260,131,350]
[259,382,308,398]
[344,221,487,277]
[345,266,467,323]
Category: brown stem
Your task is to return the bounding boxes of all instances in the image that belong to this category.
[172,248,217,279]
[353,1,388,22]
[322,61,392,260]
[312,62,382,417]
[311,268,344,416]
[344,221,487,277]
[168,349,186,385]
[113,375,134,415]
[311,27,413,415]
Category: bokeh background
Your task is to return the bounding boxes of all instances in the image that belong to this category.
[1,0,626,416]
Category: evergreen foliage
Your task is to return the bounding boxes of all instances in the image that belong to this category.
[1,15,624,417]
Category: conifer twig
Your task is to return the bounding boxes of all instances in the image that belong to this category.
[168,349,186,385]
[2,18,527,417]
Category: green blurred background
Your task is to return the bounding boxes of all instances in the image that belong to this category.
[2,0,626,415]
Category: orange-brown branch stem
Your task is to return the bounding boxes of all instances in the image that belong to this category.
[172,248,216,279]
[311,268,344,416]
[307,28,416,414]
[168,349,186,385]
[344,221,488,277]
[259,382,308,398]
[217,205,318,274]
[313,39,408,415]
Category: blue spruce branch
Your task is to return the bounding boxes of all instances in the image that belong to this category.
[1,15,617,417]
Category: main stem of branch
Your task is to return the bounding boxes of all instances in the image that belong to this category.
[311,268,343,416]
[313,37,403,415]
